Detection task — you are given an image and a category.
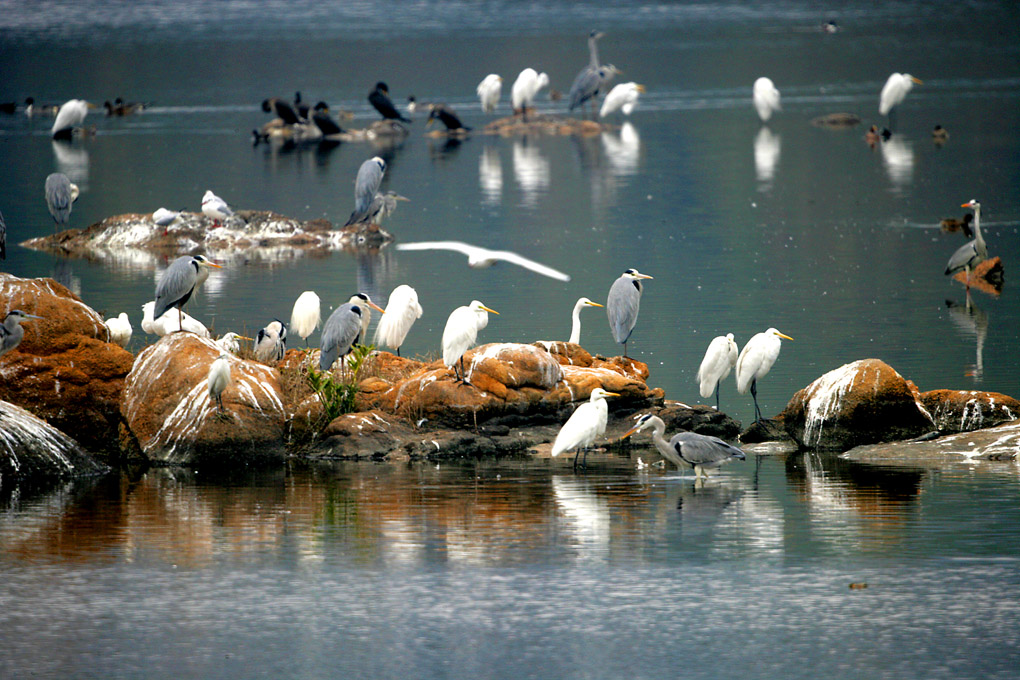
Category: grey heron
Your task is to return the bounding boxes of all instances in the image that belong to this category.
[44,173,79,227]
[551,387,619,470]
[290,291,321,347]
[735,327,794,423]
[568,30,605,115]
[346,293,385,347]
[600,82,645,118]
[397,240,571,282]
[1,310,43,359]
[511,68,550,118]
[345,156,387,226]
[51,99,90,139]
[201,190,233,227]
[621,413,746,480]
[568,297,604,345]
[607,268,653,357]
[207,353,231,412]
[153,255,222,332]
[752,77,781,122]
[697,333,738,411]
[476,74,502,113]
[364,191,409,225]
[945,200,987,290]
[879,73,922,130]
[255,319,288,363]
[368,82,411,123]
[319,303,366,372]
[373,285,422,357]
[104,312,132,348]
[426,103,470,132]
[442,300,498,383]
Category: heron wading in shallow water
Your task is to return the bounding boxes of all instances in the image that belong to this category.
[621,413,746,480]
[551,387,619,470]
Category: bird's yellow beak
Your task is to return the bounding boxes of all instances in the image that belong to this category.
[637,273,654,280]
[620,425,640,439]
[635,84,647,93]
[205,261,224,269]
[585,301,605,308]
[396,195,411,202]
[237,335,254,341]
[960,202,973,208]
[603,391,620,398]
[910,76,923,84]
[481,306,499,315]
[367,301,386,314]
[776,332,794,341]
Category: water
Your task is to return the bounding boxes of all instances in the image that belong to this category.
[2,1,1020,676]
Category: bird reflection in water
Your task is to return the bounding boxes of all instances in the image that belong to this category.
[946,292,988,380]
[478,145,503,206]
[753,126,781,187]
[551,476,610,559]
[354,246,396,307]
[512,137,550,208]
[51,140,89,189]
[601,121,642,176]
[880,135,914,192]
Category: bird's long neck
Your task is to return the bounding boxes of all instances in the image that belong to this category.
[973,206,985,250]
[569,301,583,344]
[588,36,600,69]
[647,418,683,468]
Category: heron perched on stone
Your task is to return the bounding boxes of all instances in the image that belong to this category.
[141,301,210,337]
[346,293,385,347]
[735,327,794,423]
[1,310,43,359]
[364,191,409,225]
[551,387,619,470]
[697,333,738,411]
[442,300,498,383]
[215,332,253,354]
[255,319,288,363]
[345,156,387,226]
[607,268,653,358]
[153,255,222,333]
[44,173,79,228]
[945,200,987,290]
[511,68,550,118]
[373,285,422,357]
[569,30,621,117]
[368,82,410,122]
[621,413,746,480]
[318,296,381,373]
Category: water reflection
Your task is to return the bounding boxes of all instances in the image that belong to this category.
[946,293,988,380]
[753,126,781,187]
[512,137,550,208]
[51,140,89,189]
[551,476,610,560]
[601,121,642,176]
[880,135,914,192]
[353,245,396,304]
[478,144,503,206]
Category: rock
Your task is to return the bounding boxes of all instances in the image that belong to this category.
[810,112,862,128]
[654,401,742,440]
[951,256,1004,294]
[779,359,936,450]
[0,274,134,455]
[314,409,417,460]
[920,389,1020,434]
[1,400,109,481]
[483,113,617,137]
[844,420,1020,465]
[121,333,287,466]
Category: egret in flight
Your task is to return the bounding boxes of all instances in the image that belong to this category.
[621,413,746,480]
[442,300,498,383]
[945,199,987,290]
[607,268,653,357]
[697,333,738,411]
[551,387,619,470]
[397,240,571,282]
[735,327,793,423]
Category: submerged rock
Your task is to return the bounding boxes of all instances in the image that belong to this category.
[920,389,1020,434]
[779,358,936,450]
[1,400,109,481]
[810,112,862,128]
[121,333,287,466]
[844,419,1020,465]
[950,256,1004,295]
[0,274,134,455]
[483,113,616,137]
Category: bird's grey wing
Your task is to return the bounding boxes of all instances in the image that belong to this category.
[673,432,746,466]
[606,277,639,343]
[215,199,234,216]
[45,174,72,219]
[491,249,571,282]
[569,68,599,110]
[320,303,360,370]
[945,241,977,275]
[153,257,196,319]
[354,162,384,213]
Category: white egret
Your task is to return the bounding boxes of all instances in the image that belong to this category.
[511,68,549,118]
[621,413,746,480]
[735,327,794,423]
[201,190,233,227]
[255,320,287,363]
[368,82,411,123]
[51,99,90,139]
[607,268,653,357]
[215,332,253,354]
[599,82,645,118]
[568,297,604,345]
[153,255,222,332]
[697,333,738,411]
[442,300,498,383]
[551,387,619,469]
[207,353,231,412]
[752,77,781,122]
[879,73,922,129]
[945,200,987,290]
[397,240,570,282]
[373,285,422,356]
[290,291,321,347]
[1,310,44,359]
[476,74,502,113]
[141,301,210,338]
[104,312,132,348]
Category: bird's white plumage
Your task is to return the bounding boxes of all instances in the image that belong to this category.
[600,82,644,118]
[879,73,920,115]
[141,301,210,337]
[215,332,249,354]
[51,99,89,136]
[207,354,231,410]
[374,285,423,352]
[551,388,616,457]
[476,74,502,113]
[511,68,549,111]
[104,312,132,348]
[736,328,790,394]
[152,207,181,226]
[290,291,321,342]
[697,333,738,399]
[752,77,781,122]
[397,240,570,282]
[568,297,603,344]
[442,300,495,368]
[202,190,233,221]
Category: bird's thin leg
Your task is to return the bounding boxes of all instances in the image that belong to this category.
[178,307,184,333]
[396,347,401,358]
[751,379,762,423]
[623,341,628,359]
[965,266,972,291]
[572,449,580,470]
[715,383,721,411]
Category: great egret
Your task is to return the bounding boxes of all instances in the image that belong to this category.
[320,303,363,372]
[945,200,987,290]
[397,240,571,282]
[511,68,550,118]
[551,387,619,469]
[153,255,223,332]
[141,301,210,337]
[607,268,653,357]
[442,300,498,383]
[1,310,43,359]
[51,99,90,139]
[600,82,645,118]
[476,74,502,113]
[735,327,794,423]
[879,73,922,129]
[201,190,233,227]
[940,213,974,237]
[44,173,79,227]
[152,207,182,227]
[207,353,231,412]
[426,103,470,131]
[346,293,385,346]
[104,312,132,348]
[290,291,321,347]
[752,77,781,123]
[364,191,409,225]
[368,82,411,123]
[255,319,287,363]
[697,333,738,411]
[621,413,746,480]
[374,284,422,357]
[345,156,387,226]
[569,30,605,114]
[215,332,253,354]
[568,297,604,345]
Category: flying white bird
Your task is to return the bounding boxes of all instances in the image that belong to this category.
[397,240,570,282]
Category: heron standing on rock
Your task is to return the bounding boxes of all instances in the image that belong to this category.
[153,255,222,333]
[1,310,44,359]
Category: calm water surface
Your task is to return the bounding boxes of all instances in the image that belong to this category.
[2,1,1020,677]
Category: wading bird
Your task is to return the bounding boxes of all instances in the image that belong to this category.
[345,156,387,226]
[567,297,603,345]
[51,99,90,139]
[569,30,605,115]
[752,77,781,122]
[368,82,411,122]
[607,268,653,357]
[736,327,793,424]
[255,319,287,363]
[201,190,233,227]
[374,285,422,357]
[945,199,987,290]
[476,74,502,113]
[621,413,746,480]
[1,310,43,359]
[442,300,498,383]
[551,387,619,470]
[141,301,210,337]
[697,333,738,411]
[600,82,645,118]
[104,312,132,348]
[153,255,222,332]
[207,353,231,412]
[397,240,570,281]
[364,191,409,225]
[346,293,385,346]
[879,73,922,130]
[511,68,549,118]
[44,173,79,227]
[290,291,321,347]
[215,332,252,354]
[320,302,366,372]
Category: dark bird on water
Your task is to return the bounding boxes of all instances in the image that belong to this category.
[426,103,471,132]
[940,213,974,238]
[262,97,301,125]
[368,82,411,123]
